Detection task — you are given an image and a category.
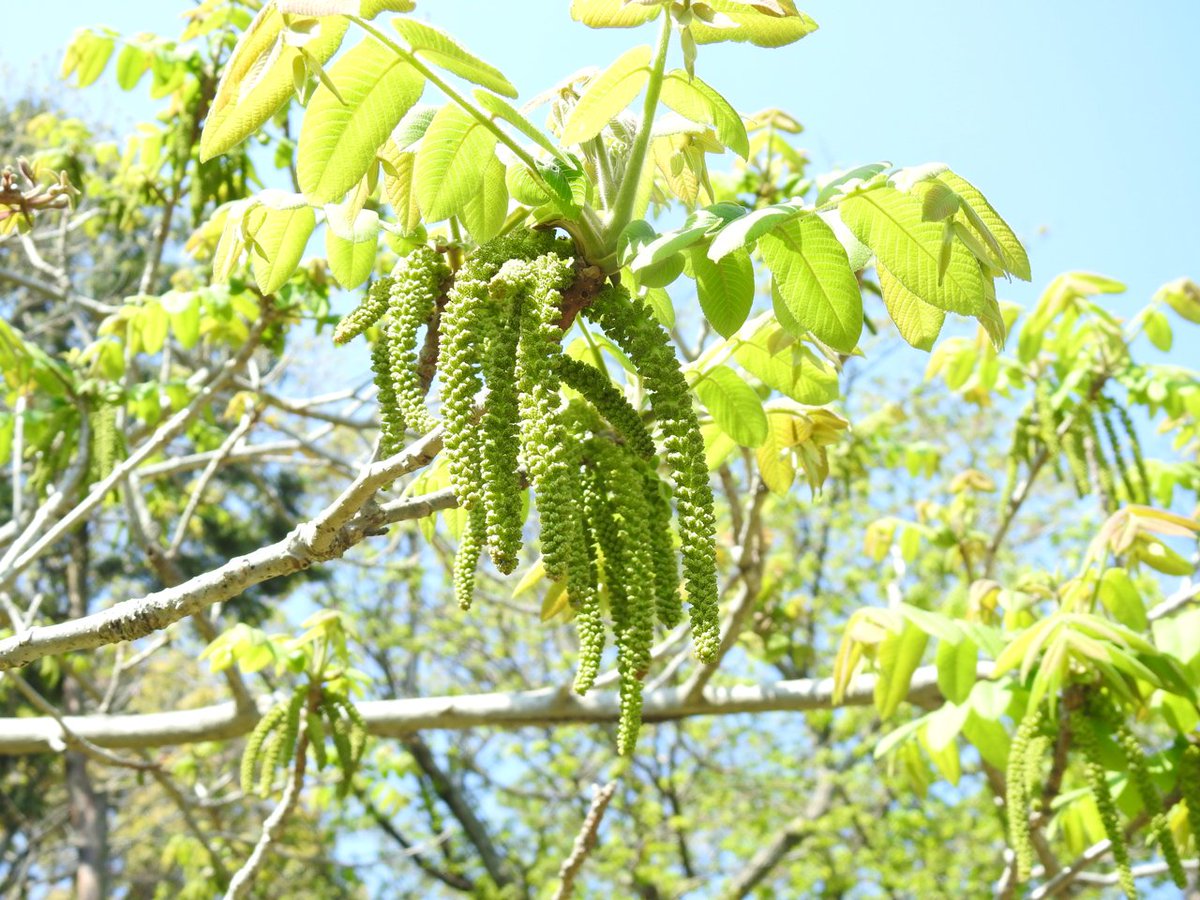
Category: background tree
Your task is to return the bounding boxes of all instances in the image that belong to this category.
[1,2,1198,898]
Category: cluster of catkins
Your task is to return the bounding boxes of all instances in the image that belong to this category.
[1005,384,1149,511]
[1006,696,1191,895]
[335,230,720,753]
[242,688,367,798]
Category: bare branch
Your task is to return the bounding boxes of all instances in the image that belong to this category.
[0,432,447,673]
[554,781,617,900]
[0,663,973,755]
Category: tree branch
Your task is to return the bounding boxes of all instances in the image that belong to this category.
[0,433,449,673]
[0,663,975,755]
[554,781,617,900]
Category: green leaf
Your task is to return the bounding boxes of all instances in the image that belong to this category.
[840,185,986,316]
[201,8,348,161]
[1157,277,1200,324]
[414,103,498,222]
[694,365,768,447]
[361,0,416,17]
[392,18,517,98]
[569,0,660,29]
[460,154,509,245]
[734,321,840,405]
[660,71,749,158]
[474,90,569,162]
[297,36,424,204]
[938,171,1031,281]
[688,0,819,47]
[115,43,150,91]
[378,145,421,233]
[62,29,115,89]
[936,638,977,705]
[756,409,796,494]
[687,247,754,338]
[708,203,799,261]
[759,215,862,352]
[560,45,652,145]
[1097,568,1148,632]
[324,204,379,289]
[1143,308,1173,352]
[878,260,945,351]
[246,191,316,294]
[167,294,201,350]
[874,621,929,718]
[924,701,969,753]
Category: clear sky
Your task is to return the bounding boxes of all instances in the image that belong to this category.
[6,1,1200,322]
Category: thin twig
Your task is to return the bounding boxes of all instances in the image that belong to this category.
[554,781,617,900]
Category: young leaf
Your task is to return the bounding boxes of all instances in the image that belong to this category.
[324,203,379,289]
[660,71,750,158]
[734,321,840,405]
[878,261,945,351]
[759,215,863,352]
[392,18,517,98]
[687,246,755,338]
[570,0,660,29]
[297,37,425,204]
[378,145,422,233]
[839,185,986,316]
[708,203,801,261]
[474,90,570,162]
[694,365,768,447]
[245,191,316,294]
[201,8,348,161]
[415,103,498,222]
[560,45,653,146]
[874,621,929,718]
[688,0,818,47]
[460,154,509,245]
[938,171,1031,281]
[936,638,977,705]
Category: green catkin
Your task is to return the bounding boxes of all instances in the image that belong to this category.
[326,704,355,794]
[571,492,606,693]
[1096,403,1138,505]
[279,690,306,762]
[258,726,287,797]
[1112,402,1150,503]
[88,402,118,484]
[240,704,286,795]
[1072,707,1136,899]
[1081,413,1118,510]
[440,232,558,518]
[1113,724,1186,888]
[385,246,447,436]
[1179,744,1200,854]
[643,466,683,629]
[478,264,527,573]
[559,423,605,694]
[1062,430,1092,499]
[592,440,656,754]
[334,276,393,345]
[453,508,486,611]
[593,286,719,662]
[513,252,577,579]
[306,709,327,770]
[557,355,656,461]
[370,331,405,457]
[1006,707,1040,882]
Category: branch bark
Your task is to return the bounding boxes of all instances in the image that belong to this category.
[0,663,974,755]
[0,433,449,673]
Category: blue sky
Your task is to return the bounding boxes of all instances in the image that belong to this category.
[7,1,1199,320]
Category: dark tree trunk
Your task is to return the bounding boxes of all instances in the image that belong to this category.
[64,530,108,900]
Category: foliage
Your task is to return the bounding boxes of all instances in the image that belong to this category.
[0,1,1197,897]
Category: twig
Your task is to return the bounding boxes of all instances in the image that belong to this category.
[554,781,617,900]
[223,724,310,899]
